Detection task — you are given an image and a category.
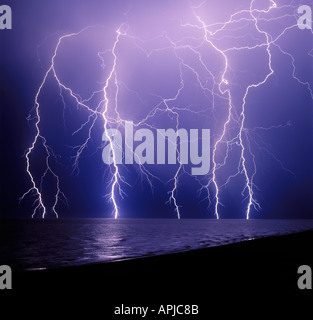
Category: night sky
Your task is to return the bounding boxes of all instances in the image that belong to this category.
[1,0,313,219]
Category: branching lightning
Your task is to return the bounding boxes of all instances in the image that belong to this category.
[21,0,313,219]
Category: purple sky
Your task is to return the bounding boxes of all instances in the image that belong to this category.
[1,0,313,219]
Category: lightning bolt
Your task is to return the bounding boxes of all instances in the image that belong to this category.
[188,0,312,219]
[21,0,313,219]
[19,32,82,218]
[101,27,124,219]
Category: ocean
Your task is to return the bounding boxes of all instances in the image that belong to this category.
[0,219,313,271]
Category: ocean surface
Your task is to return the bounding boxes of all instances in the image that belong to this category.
[0,219,313,271]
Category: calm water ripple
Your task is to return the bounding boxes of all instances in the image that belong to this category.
[0,219,312,270]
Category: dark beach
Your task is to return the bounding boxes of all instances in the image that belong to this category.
[3,230,313,317]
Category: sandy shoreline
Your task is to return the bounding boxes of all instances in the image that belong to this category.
[4,230,313,317]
